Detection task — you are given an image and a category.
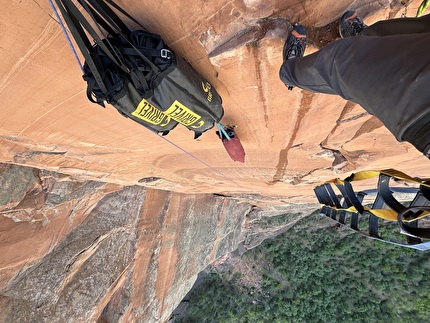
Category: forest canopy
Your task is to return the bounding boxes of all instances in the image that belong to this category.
[175,213,430,322]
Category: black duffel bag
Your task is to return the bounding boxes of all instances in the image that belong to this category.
[54,0,224,137]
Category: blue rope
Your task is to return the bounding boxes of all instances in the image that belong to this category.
[156,132,242,188]
[216,122,231,141]
[48,0,84,73]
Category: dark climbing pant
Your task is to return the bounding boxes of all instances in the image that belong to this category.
[279,14,430,158]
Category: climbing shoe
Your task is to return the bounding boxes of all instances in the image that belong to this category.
[339,10,367,38]
[283,24,307,90]
[283,24,307,61]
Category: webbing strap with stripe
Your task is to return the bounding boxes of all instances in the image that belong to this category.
[322,169,430,222]
[52,0,161,95]
[315,169,430,242]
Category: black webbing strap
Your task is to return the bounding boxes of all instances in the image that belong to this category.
[55,0,127,72]
[313,185,333,205]
[369,193,385,238]
[64,0,126,69]
[86,0,132,35]
[54,0,108,95]
[122,47,164,58]
[420,183,430,200]
[54,0,159,100]
[335,183,355,226]
[325,184,343,208]
[315,170,430,245]
[398,206,430,239]
[377,174,405,213]
[82,3,117,36]
[81,0,162,74]
[343,176,365,214]
[101,0,148,31]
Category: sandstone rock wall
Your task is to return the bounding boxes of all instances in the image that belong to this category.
[0,163,265,322]
[1,0,429,322]
[0,0,428,202]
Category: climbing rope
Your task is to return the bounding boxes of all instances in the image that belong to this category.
[156,131,242,188]
[48,0,84,73]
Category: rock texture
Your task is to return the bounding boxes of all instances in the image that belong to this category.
[0,163,315,322]
[0,0,428,201]
[0,0,429,322]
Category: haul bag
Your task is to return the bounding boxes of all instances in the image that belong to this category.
[57,0,224,135]
[111,79,179,132]
[149,54,224,133]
